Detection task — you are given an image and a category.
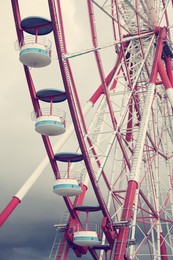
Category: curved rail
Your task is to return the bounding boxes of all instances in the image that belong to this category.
[48,0,114,224]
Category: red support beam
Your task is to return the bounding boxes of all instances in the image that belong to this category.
[165,56,173,86]
[158,59,173,108]
[113,180,138,260]
[160,232,168,260]
[158,60,172,90]
[11,0,24,44]
[0,197,20,227]
[48,0,113,224]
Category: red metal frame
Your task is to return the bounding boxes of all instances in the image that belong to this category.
[48,0,114,225]
[0,196,20,227]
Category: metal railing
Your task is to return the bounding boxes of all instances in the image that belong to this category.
[74,223,101,234]
[15,36,52,53]
[31,107,66,122]
[54,170,85,183]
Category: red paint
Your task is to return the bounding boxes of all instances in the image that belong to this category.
[113,180,138,260]
[165,56,173,87]
[158,60,172,89]
[90,53,122,104]
[0,197,21,227]
[160,232,168,260]
[102,217,115,245]
[49,0,113,224]
[150,27,167,84]
[11,0,24,45]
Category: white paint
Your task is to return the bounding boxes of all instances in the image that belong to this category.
[73,231,101,246]
[166,88,173,107]
[129,83,155,182]
[35,115,65,136]
[20,43,51,68]
[53,178,82,197]
[145,0,160,27]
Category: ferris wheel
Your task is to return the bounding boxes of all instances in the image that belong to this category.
[1,0,173,259]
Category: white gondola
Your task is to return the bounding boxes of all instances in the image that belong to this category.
[73,206,101,247]
[53,178,82,197]
[18,16,53,68]
[19,42,51,68]
[35,115,65,136]
[53,152,84,196]
[73,230,101,246]
[33,89,67,136]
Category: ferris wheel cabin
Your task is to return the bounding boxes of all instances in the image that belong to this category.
[53,153,83,197]
[53,178,82,197]
[19,16,52,68]
[73,206,101,247]
[34,89,67,136]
